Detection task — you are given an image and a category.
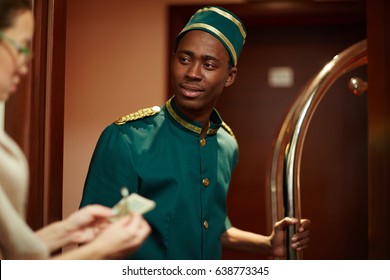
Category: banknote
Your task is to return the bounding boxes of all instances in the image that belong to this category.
[110,187,156,221]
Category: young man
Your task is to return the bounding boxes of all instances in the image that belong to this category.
[79,6,310,260]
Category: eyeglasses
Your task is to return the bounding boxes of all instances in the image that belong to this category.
[0,31,32,63]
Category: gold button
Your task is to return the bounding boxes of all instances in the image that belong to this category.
[200,138,206,146]
[202,178,209,187]
[203,220,209,229]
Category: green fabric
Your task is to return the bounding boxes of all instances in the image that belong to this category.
[80,97,238,259]
[177,6,247,66]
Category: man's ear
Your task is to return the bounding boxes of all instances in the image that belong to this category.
[225,67,238,87]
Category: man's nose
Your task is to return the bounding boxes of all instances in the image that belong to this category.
[186,62,202,80]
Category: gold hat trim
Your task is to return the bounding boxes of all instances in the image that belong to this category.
[196,6,246,40]
[180,23,237,65]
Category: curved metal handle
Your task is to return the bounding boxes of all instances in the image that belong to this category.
[268,39,368,260]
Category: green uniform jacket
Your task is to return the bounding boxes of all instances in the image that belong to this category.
[80,97,239,259]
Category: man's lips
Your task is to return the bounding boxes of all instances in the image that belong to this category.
[180,84,204,98]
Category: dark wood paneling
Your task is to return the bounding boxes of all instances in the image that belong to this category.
[44,0,66,226]
[366,0,390,259]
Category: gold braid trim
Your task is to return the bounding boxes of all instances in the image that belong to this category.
[166,99,219,135]
[114,106,161,125]
[221,122,236,139]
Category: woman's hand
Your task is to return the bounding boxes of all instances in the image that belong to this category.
[90,212,151,259]
[63,204,114,244]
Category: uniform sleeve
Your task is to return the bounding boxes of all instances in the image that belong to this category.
[0,185,49,259]
[79,124,138,209]
[224,136,239,231]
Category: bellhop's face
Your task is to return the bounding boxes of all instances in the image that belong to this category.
[171,30,237,122]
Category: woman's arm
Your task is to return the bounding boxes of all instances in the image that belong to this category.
[52,213,151,260]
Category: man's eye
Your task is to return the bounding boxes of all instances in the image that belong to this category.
[179,57,190,64]
[204,63,216,70]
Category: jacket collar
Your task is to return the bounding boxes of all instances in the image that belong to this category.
[165,96,222,136]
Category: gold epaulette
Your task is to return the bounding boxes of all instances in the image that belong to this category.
[221,122,236,139]
[114,106,161,125]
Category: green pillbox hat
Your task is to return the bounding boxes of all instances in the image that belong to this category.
[177,6,247,66]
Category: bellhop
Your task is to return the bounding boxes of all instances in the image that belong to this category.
[80,5,311,260]
[80,6,245,259]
